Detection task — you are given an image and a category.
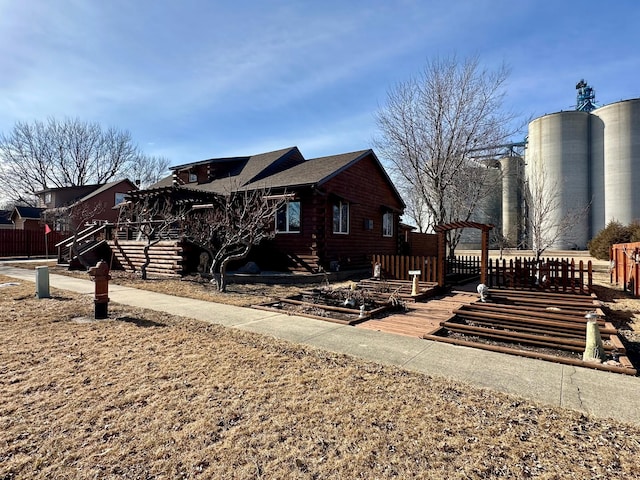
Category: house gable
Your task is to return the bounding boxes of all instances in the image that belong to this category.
[10,206,46,230]
[253,149,405,270]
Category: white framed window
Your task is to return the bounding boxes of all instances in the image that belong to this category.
[333,201,349,234]
[44,192,51,204]
[383,211,393,237]
[276,201,301,233]
[115,192,126,206]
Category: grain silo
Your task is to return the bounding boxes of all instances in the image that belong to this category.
[498,156,524,246]
[592,98,640,227]
[456,163,503,249]
[525,110,591,249]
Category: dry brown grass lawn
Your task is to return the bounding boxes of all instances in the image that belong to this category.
[1,275,640,479]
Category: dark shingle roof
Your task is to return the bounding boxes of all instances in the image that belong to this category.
[242,150,369,190]
[146,146,403,207]
[13,206,45,219]
[0,210,12,225]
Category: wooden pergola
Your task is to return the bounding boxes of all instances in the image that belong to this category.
[434,221,494,287]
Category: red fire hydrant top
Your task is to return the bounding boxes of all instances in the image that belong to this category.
[88,260,111,304]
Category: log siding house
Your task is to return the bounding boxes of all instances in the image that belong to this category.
[148,147,405,273]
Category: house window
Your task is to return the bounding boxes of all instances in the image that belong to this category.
[44,192,51,204]
[189,172,197,183]
[383,212,394,237]
[115,192,126,206]
[333,201,349,234]
[276,201,301,233]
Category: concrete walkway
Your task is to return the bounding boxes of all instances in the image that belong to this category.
[1,264,639,426]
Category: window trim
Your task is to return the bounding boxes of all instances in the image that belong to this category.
[276,201,301,234]
[333,200,349,235]
[382,211,394,237]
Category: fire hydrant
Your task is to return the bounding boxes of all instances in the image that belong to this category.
[88,260,111,319]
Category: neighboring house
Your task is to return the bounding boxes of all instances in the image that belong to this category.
[0,210,13,230]
[10,206,46,231]
[35,179,138,231]
[148,146,405,272]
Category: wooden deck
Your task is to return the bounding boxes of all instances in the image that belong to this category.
[356,292,478,337]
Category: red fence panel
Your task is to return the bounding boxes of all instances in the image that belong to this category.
[0,229,66,258]
[610,242,640,297]
[487,257,592,294]
[372,254,438,282]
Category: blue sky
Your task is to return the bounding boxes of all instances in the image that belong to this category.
[1,0,638,166]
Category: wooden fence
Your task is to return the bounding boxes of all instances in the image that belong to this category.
[371,255,438,282]
[447,255,481,278]
[488,257,592,294]
[372,254,482,284]
[610,242,640,298]
[0,229,67,258]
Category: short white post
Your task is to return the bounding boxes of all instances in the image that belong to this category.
[35,266,50,299]
[583,313,605,363]
[409,270,421,296]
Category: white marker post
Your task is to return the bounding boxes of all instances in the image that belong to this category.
[35,266,50,299]
[409,270,421,296]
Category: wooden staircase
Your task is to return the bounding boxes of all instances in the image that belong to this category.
[108,239,185,277]
[55,224,111,268]
[286,253,320,273]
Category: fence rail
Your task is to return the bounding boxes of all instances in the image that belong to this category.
[0,229,66,258]
[610,242,640,298]
[447,255,481,278]
[488,257,592,294]
[371,255,438,282]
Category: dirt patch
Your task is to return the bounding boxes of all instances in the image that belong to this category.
[1,275,639,479]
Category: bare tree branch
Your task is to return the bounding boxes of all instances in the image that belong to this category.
[124,155,171,189]
[0,117,148,205]
[375,55,518,254]
[182,187,285,292]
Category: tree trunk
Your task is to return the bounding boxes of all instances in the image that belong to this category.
[209,256,221,289]
[141,238,161,280]
[210,245,252,292]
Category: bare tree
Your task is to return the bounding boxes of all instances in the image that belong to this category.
[399,184,430,233]
[125,155,171,189]
[0,117,151,205]
[525,162,589,262]
[182,189,285,292]
[375,55,517,255]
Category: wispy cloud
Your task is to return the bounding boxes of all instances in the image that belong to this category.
[1,0,639,164]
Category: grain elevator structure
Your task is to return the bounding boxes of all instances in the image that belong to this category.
[490,81,640,250]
